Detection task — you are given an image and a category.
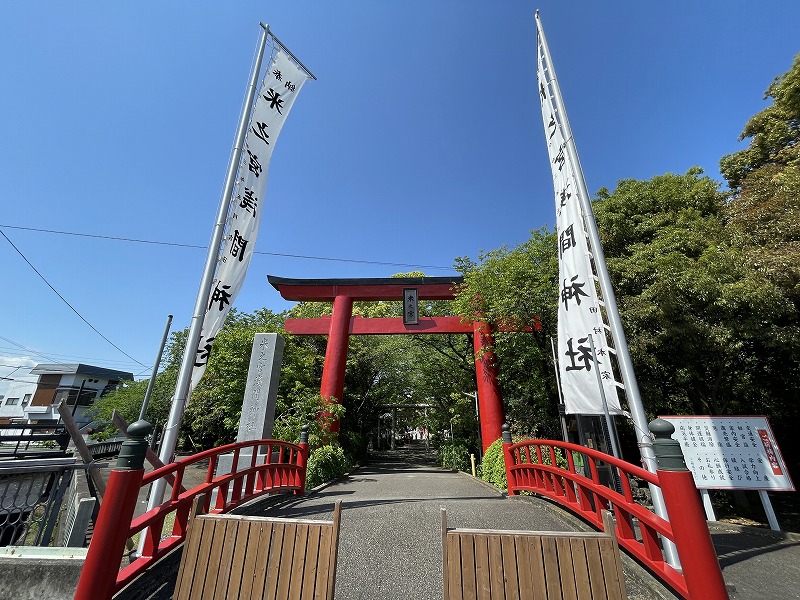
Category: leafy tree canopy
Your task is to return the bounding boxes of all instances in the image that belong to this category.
[720,53,800,188]
[593,169,798,418]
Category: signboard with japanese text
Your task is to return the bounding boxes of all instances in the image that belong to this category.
[661,415,794,491]
[403,288,419,325]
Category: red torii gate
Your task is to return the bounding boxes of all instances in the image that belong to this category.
[268,275,505,451]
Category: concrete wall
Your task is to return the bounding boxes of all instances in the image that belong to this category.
[0,547,88,600]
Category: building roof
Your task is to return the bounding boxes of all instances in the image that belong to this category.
[29,363,134,381]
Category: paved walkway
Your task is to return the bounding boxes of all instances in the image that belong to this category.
[247,445,667,600]
[241,443,800,600]
[708,521,800,600]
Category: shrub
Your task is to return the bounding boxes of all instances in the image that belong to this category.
[339,431,368,466]
[439,441,469,471]
[480,438,507,491]
[306,444,351,489]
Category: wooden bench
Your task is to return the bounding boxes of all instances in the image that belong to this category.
[173,500,342,600]
[442,509,627,600]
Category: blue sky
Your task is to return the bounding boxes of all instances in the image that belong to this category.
[1,1,799,389]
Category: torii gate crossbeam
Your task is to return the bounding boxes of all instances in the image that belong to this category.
[269,275,504,451]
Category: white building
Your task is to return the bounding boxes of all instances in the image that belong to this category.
[0,363,133,429]
[0,379,38,423]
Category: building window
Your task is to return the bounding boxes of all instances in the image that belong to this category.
[22,394,31,406]
[5,398,19,406]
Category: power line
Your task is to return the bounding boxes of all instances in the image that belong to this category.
[0,224,454,271]
[0,336,88,370]
[0,345,147,369]
[0,231,149,369]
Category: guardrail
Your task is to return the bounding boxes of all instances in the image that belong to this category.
[502,420,728,600]
[0,458,102,547]
[74,421,310,600]
[0,424,70,459]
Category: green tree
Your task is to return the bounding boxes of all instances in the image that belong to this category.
[451,228,561,440]
[720,53,800,189]
[721,54,800,311]
[593,169,798,419]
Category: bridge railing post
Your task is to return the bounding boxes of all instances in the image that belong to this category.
[501,423,517,495]
[74,420,152,600]
[296,424,310,495]
[649,418,729,600]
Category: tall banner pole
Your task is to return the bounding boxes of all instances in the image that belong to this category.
[146,24,271,516]
[549,337,570,443]
[535,12,679,565]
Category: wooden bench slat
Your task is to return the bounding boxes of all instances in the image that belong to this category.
[213,518,241,599]
[314,523,334,600]
[174,501,341,600]
[446,532,463,599]
[555,536,578,600]
[570,538,593,600]
[487,534,506,600]
[262,522,284,600]
[301,524,321,600]
[473,533,491,600]
[542,536,562,600]
[174,513,206,600]
[460,533,478,600]
[288,523,310,600]
[226,519,253,597]
[501,534,521,600]
[523,535,547,600]
[442,509,627,600]
[202,518,231,600]
[275,523,298,598]
[585,538,608,600]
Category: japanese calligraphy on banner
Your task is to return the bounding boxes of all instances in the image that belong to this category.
[661,416,795,491]
[191,50,308,389]
[537,33,622,415]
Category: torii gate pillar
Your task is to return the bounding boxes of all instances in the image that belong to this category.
[270,276,511,451]
[473,322,505,447]
[319,294,353,434]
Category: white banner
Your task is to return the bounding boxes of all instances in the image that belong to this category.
[537,34,622,415]
[191,50,308,389]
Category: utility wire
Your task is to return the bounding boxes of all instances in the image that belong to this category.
[0,335,94,370]
[0,224,454,271]
[0,231,149,369]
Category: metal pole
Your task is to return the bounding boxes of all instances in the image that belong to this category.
[138,315,173,422]
[536,12,678,567]
[549,337,570,442]
[148,24,270,513]
[587,335,620,459]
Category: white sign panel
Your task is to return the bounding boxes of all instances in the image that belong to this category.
[661,415,794,491]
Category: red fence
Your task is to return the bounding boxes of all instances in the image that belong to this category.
[503,438,728,600]
[75,436,308,600]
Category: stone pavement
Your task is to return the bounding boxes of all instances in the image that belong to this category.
[246,446,671,600]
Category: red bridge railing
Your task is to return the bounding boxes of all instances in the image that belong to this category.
[502,421,728,600]
[75,421,309,600]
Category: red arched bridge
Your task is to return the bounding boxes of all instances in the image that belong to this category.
[75,420,728,599]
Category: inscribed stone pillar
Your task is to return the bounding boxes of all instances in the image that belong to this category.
[215,333,284,482]
[238,332,284,442]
